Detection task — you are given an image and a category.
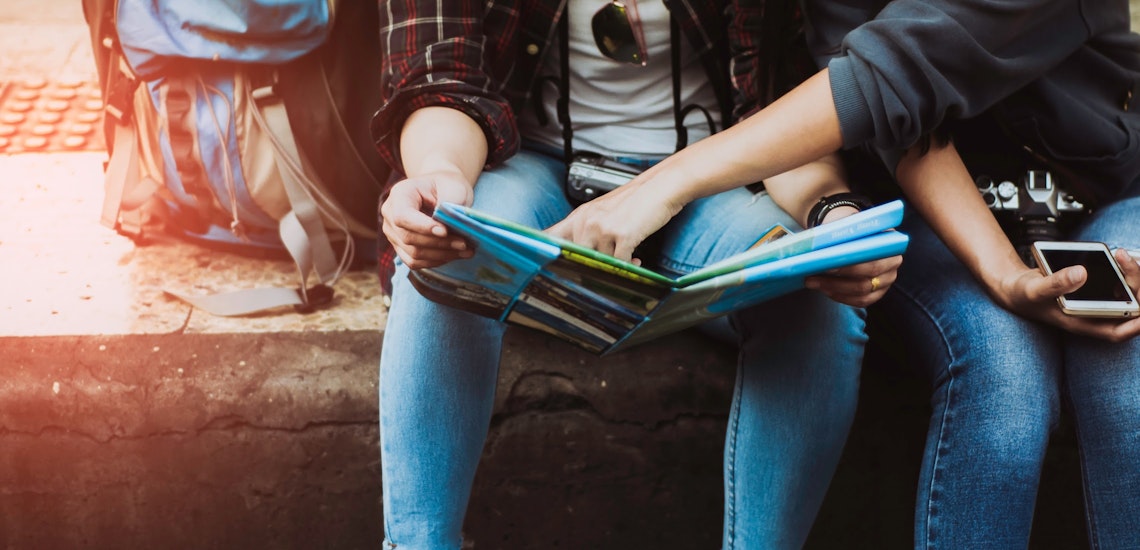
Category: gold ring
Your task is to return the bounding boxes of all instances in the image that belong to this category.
[870,276,881,292]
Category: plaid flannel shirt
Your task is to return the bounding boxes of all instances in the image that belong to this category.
[372,0,811,294]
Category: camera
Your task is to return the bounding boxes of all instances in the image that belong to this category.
[565,153,642,203]
[976,168,1088,262]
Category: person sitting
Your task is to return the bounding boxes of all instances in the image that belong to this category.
[372,0,902,548]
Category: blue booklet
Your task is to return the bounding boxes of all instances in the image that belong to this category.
[408,200,909,355]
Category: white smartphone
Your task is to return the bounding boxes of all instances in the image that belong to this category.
[1031,241,1139,318]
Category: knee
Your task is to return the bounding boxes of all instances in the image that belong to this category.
[942,365,1059,460]
[733,291,866,397]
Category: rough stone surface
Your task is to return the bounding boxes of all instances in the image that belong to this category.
[0,153,385,336]
[0,331,383,550]
[0,327,1087,549]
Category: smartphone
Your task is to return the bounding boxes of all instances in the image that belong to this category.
[1031,241,1139,318]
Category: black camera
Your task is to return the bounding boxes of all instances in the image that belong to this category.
[565,153,642,203]
[976,169,1088,261]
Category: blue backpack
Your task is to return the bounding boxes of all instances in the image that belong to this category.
[90,0,387,315]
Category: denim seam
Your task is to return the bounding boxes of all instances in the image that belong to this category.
[656,256,702,277]
[891,283,959,550]
[722,348,746,550]
[925,376,954,550]
[1067,388,1102,549]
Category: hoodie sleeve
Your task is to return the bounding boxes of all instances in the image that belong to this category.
[808,0,1096,152]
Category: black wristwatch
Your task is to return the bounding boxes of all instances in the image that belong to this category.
[807,192,875,228]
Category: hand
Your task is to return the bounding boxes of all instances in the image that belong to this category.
[546,175,686,263]
[379,171,475,269]
[994,248,1140,342]
[804,256,902,308]
[803,206,902,307]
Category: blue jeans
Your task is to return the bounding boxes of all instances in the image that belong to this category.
[876,189,1140,549]
[379,149,869,549]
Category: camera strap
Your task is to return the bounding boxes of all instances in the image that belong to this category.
[546,8,716,165]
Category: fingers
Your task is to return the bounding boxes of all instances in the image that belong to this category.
[1114,248,1140,292]
[380,178,447,232]
[806,274,892,307]
[380,175,475,269]
[805,255,903,308]
[821,256,903,280]
[1049,311,1140,344]
[384,217,473,269]
[545,204,646,263]
[1032,265,1087,301]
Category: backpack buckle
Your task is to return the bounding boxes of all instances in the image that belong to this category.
[294,283,335,313]
[104,57,141,124]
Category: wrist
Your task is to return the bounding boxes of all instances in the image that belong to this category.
[806,192,874,228]
[819,205,860,225]
[639,158,701,212]
[979,250,1034,295]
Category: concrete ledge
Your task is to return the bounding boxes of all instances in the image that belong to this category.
[0,152,1089,549]
[0,331,382,549]
[1,332,1087,549]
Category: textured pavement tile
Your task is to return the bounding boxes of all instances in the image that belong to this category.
[0,152,385,336]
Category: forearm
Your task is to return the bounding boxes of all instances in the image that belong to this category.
[640,69,843,207]
[762,154,850,228]
[399,106,488,185]
[894,141,1025,297]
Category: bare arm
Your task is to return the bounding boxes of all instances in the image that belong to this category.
[547,70,842,259]
[762,154,849,228]
[400,107,488,183]
[380,107,488,269]
[548,71,901,307]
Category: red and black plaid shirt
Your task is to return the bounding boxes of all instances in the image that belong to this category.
[371,0,811,294]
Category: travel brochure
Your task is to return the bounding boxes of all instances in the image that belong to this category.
[408,200,909,355]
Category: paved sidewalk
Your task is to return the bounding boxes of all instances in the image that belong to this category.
[0,152,386,336]
[0,0,95,79]
[0,1,386,336]
[0,8,390,549]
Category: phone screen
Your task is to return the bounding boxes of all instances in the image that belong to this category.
[1039,249,1133,302]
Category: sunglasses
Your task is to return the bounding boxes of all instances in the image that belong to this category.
[591,0,649,66]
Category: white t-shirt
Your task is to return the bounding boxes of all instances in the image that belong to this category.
[518,0,718,159]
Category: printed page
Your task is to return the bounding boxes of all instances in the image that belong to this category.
[609,231,909,354]
[416,209,563,321]
[422,203,673,349]
[674,200,905,287]
[442,203,677,287]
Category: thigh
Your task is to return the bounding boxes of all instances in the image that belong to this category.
[652,188,799,276]
[879,209,1064,393]
[470,148,573,230]
[880,209,1063,547]
[1071,189,1140,252]
[1064,193,1140,543]
[1066,191,1140,387]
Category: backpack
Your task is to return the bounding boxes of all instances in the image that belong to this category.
[84,0,388,315]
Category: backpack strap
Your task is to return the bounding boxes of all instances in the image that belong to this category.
[249,78,345,284]
[166,74,358,316]
[100,55,162,237]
